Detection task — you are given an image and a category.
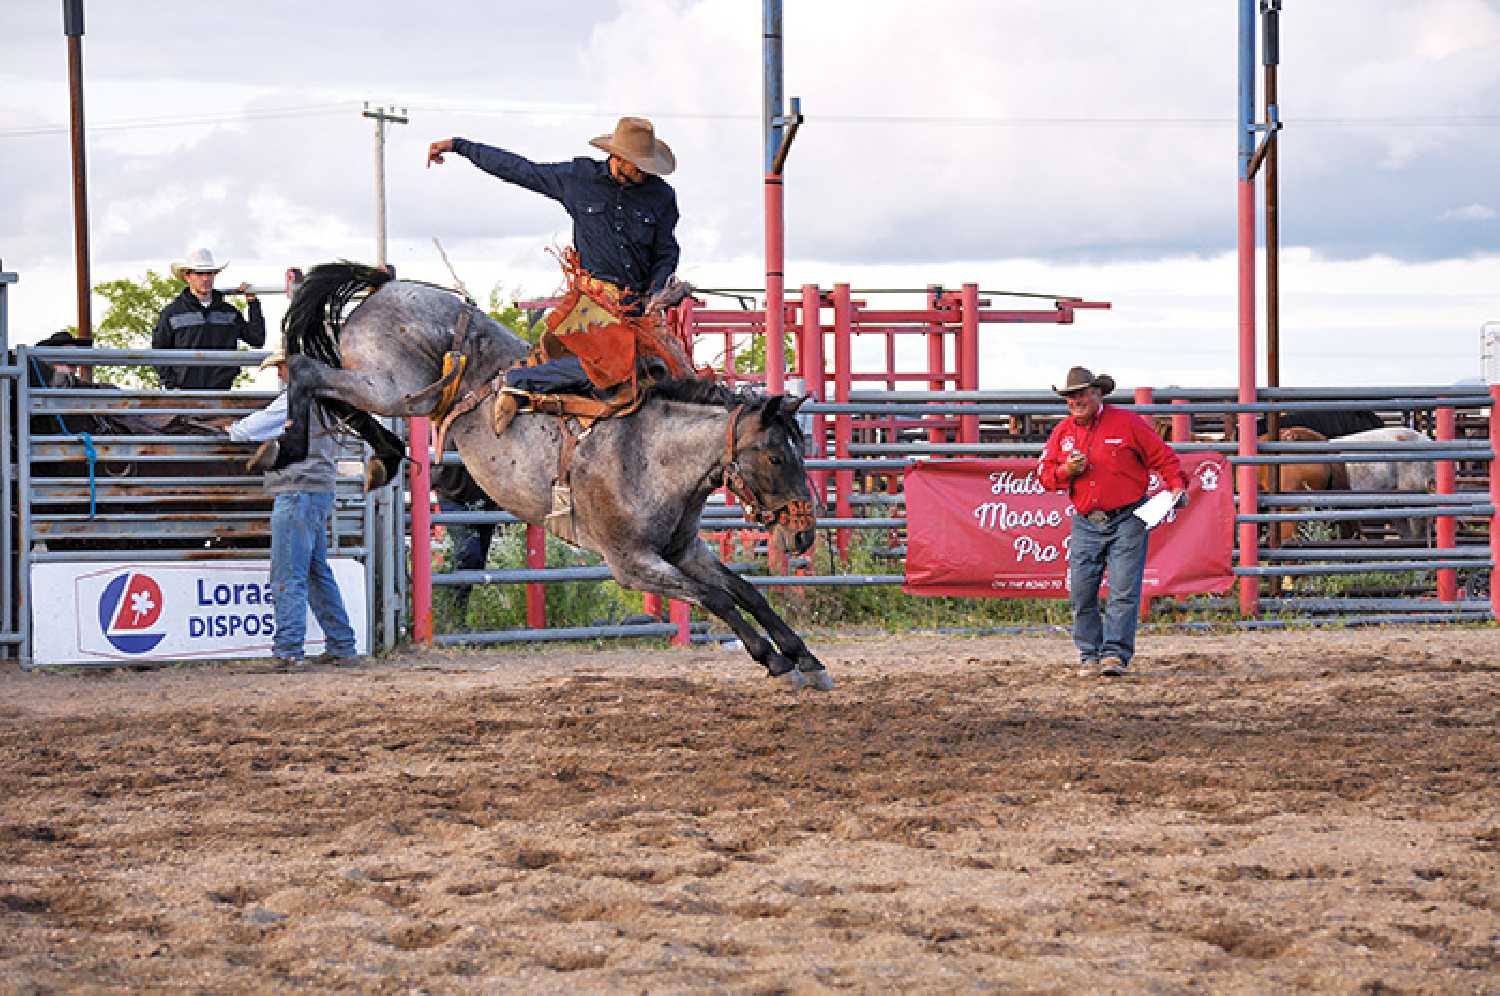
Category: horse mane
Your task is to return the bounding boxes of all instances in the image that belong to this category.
[648,376,758,409]
[283,261,394,369]
[648,376,805,443]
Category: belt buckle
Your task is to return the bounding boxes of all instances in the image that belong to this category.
[1086,510,1110,526]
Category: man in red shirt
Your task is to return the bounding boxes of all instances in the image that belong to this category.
[1038,367,1186,677]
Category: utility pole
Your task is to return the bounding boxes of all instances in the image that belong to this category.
[362,103,408,268]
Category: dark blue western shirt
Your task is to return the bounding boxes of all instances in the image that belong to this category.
[452,138,680,301]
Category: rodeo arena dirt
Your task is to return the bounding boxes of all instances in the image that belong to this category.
[2,629,1498,991]
[7,5,1500,994]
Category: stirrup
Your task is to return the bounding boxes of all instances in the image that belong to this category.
[544,483,578,546]
[550,482,573,517]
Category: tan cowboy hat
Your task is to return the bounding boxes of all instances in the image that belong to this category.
[1053,365,1117,396]
[589,116,676,176]
[170,247,229,282]
[258,348,287,372]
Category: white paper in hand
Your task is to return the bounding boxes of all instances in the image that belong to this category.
[1133,490,1178,530]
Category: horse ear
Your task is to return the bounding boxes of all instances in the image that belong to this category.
[758,394,783,427]
[783,393,809,415]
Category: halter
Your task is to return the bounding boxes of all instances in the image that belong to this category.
[721,404,816,533]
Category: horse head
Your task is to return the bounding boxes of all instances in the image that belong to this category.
[725,394,817,555]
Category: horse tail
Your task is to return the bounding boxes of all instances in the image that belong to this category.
[282,261,394,369]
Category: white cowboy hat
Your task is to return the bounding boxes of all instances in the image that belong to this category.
[588,117,676,176]
[170,247,229,282]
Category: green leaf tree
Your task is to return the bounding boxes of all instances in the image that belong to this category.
[736,329,796,377]
[487,284,544,344]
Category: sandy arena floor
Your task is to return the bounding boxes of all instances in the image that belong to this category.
[1,626,1497,993]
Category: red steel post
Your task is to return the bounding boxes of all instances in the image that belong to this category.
[800,284,828,507]
[1236,181,1260,616]
[1436,406,1458,602]
[643,592,662,618]
[670,598,692,646]
[764,175,786,393]
[927,286,946,444]
[525,525,546,627]
[959,283,980,444]
[1172,397,1191,443]
[832,283,854,560]
[408,416,434,645]
[1135,386,1156,623]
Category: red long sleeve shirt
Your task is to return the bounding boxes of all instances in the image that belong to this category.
[1037,404,1186,515]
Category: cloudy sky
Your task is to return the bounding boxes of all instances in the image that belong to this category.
[3,0,1498,389]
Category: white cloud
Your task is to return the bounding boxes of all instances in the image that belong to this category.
[3,0,1498,391]
[1438,203,1497,222]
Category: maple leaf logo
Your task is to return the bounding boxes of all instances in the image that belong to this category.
[129,588,156,624]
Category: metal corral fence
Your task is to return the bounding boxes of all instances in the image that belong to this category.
[2,345,402,666]
[407,384,1498,646]
[0,268,18,657]
[3,347,1494,659]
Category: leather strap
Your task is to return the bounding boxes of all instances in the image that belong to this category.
[720,404,816,533]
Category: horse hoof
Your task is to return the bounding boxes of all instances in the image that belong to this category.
[777,668,807,691]
[246,440,280,472]
[801,667,835,692]
[364,460,388,491]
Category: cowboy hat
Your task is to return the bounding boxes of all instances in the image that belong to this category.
[258,348,288,371]
[170,247,229,282]
[1053,365,1117,396]
[36,329,94,349]
[588,116,676,176]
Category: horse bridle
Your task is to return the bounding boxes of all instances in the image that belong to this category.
[721,404,816,533]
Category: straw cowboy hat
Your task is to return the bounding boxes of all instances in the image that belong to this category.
[258,348,287,372]
[170,247,229,282]
[1053,365,1117,396]
[589,116,676,176]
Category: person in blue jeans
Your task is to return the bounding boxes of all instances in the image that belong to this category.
[1066,510,1151,675]
[228,350,359,670]
[1038,366,1185,677]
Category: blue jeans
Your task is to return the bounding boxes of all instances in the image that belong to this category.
[1068,507,1150,663]
[270,492,357,660]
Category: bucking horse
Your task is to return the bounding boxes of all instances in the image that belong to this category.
[254,262,833,690]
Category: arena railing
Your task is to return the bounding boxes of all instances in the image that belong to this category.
[407,385,1495,648]
[11,345,395,667]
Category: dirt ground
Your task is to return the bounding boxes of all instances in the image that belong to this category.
[1,626,1497,994]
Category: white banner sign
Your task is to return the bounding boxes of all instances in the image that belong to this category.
[31,560,368,664]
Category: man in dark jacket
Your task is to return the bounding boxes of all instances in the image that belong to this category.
[152,247,265,390]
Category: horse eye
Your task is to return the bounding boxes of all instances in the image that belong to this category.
[769,454,784,466]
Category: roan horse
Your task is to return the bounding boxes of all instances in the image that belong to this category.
[258,262,834,690]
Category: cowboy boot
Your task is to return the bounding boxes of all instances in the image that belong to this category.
[492,390,522,436]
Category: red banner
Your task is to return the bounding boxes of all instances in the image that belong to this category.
[903,454,1234,599]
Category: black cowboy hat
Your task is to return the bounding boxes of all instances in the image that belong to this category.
[36,329,94,349]
[1053,365,1116,397]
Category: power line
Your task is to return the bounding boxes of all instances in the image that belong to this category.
[0,101,351,139]
[4,101,1499,141]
